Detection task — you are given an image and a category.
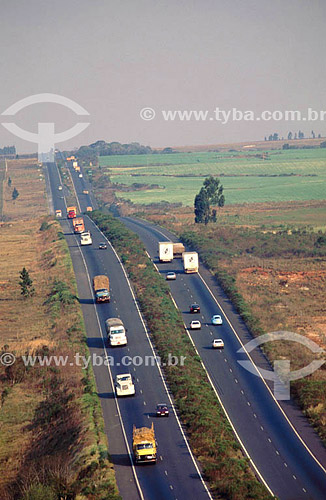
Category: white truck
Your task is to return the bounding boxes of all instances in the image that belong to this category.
[182,251,199,273]
[159,241,174,262]
[80,231,92,246]
[105,318,127,346]
[115,374,135,397]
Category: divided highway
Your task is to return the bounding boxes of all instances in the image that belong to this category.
[120,217,326,500]
[46,161,211,500]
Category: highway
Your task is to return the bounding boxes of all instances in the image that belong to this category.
[120,216,326,500]
[46,161,212,500]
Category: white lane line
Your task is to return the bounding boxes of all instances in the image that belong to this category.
[68,230,144,500]
[87,217,213,500]
[196,269,326,476]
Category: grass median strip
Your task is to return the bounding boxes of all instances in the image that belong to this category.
[91,210,271,500]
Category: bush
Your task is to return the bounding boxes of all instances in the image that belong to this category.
[22,483,57,500]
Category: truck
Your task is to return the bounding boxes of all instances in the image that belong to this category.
[173,242,185,258]
[80,231,92,246]
[72,161,78,168]
[133,423,157,464]
[73,217,85,233]
[93,275,110,303]
[86,206,93,212]
[67,206,77,219]
[115,373,135,396]
[159,241,173,262]
[55,209,62,218]
[105,318,127,346]
[182,251,199,273]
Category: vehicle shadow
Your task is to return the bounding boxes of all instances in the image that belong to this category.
[78,298,94,304]
[110,453,132,466]
[98,392,115,399]
[86,337,105,348]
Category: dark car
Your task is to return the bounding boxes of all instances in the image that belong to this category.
[156,403,169,417]
[99,242,107,250]
[190,303,200,313]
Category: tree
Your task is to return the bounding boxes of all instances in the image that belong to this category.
[12,187,19,200]
[311,130,315,139]
[194,176,224,224]
[287,132,292,140]
[7,177,12,187]
[19,267,35,298]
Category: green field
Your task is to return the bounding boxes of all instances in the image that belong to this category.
[99,149,326,206]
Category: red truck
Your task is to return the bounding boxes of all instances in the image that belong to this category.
[67,206,77,219]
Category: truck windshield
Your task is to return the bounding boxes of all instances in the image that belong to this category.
[136,443,152,450]
[111,329,123,334]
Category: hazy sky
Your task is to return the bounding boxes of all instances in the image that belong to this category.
[0,0,325,152]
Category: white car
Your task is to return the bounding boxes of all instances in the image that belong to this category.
[79,173,83,178]
[80,231,92,246]
[115,374,135,397]
[190,320,201,330]
[212,314,223,325]
[58,185,63,191]
[212,339,224,349]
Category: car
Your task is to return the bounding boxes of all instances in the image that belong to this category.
[78,173,83,178]
[99,242,107,250]
[166,272,176,280]
[82,189,89,194]
[156,403,169,417]
[190,320,201,330]
[190,303,200,313]
[58,185,62,190]
[212,314,223,325]
[212,338,224,349]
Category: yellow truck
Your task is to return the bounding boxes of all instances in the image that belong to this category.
[93,275,110,303]
[133,423,157,464]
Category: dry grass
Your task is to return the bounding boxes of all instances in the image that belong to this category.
[2,159,47,221]
[0,220,63,352]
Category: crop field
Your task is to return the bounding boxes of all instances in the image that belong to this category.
[99,148,326,206]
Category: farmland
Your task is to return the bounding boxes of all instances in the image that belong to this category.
[98,148,326,206]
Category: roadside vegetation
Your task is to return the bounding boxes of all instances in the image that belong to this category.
[0,160,119,500]
[91,210,271,500]
[179,224,326,444]
[87,142,326,450]
[136,202,326,446]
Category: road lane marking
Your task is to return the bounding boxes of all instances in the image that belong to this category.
[88,217,213,499]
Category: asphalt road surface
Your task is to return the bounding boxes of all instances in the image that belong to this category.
[46,161,212,500]
[120,215,326,500]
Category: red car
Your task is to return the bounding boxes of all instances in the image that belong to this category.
[156,404,169,417]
